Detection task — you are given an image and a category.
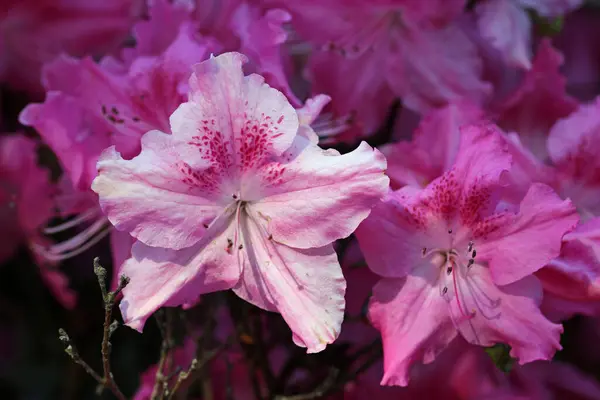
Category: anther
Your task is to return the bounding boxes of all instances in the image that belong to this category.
[268,234,273,240]
[238,244,243,250]
[203,223,209,228]
[447,266,453,275]
[448,229,453,234]
[468,241,473,252]
[472,250,477,258]
[467,259,474,268]
[442,286,448,295]
[232,194,238,199]
[422,247,427,256]
[227,239,233,247]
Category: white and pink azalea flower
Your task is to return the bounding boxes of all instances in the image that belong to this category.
[92,52,389,353]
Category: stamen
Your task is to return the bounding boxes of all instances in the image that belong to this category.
[44,207,100,234]
[449,259,475,322]
[34,223,112,261]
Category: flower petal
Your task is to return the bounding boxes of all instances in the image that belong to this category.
[233,211,345,353]
[496,39,578,162]
[250,136,389,249]
[369,271,457,386]
[537,218,600,320]
[450,266,562,364]
[119,212,242,331]
[387,21,491,113]
[92,130,224,249]
[356,187,437,278]
[170,52,299,172]
[477,183,579,286]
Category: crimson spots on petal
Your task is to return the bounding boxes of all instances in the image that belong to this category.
[427,171,460,221]
[471,213,511,240]
[460,180,492,227]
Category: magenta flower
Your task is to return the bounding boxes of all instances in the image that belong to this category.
[0,134,76,309]
[92,52,389,352]
[280,0,490,141]
[356,123,578,385]
[495,39,578,162]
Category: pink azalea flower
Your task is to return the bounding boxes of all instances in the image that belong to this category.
[0,133,76,308]
[355,123,578,385]
[19,0,213,266]
[495,39,578,162]
[0,0,144,93]
[280,0,490,141]
[547,96,600,218]
[91,52,389,352]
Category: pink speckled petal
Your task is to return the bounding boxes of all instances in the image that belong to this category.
[369,273,457,387]
[249,135,389,249]
[170,52,299,176]
[92,130,224,249]
[233,212,345,353]
[120,212,242,331]
[476,183,578,286]
[356,187,438,279]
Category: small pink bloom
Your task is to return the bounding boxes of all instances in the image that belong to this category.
[356,123,578,385]
[0,134,76,308]
[495,39,578,161]
[547,96,600,218]
[282,0,490,141]
[92,52,389,352]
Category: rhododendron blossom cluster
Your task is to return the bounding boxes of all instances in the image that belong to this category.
[2,0,600,398]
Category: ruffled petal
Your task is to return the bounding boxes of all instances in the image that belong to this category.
[92,130,224,249]
[119,212,242,331]
[233,210,345,353]
[476,183,578,285]
[369,272,457,386]
[450,266,563,364]
[250,135,388,249]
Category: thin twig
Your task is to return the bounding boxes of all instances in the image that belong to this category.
[58,258,129,400]
[167,359,198,400]
[58,329,104,385]
[95,257,129,400]
[152,309,174,400]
